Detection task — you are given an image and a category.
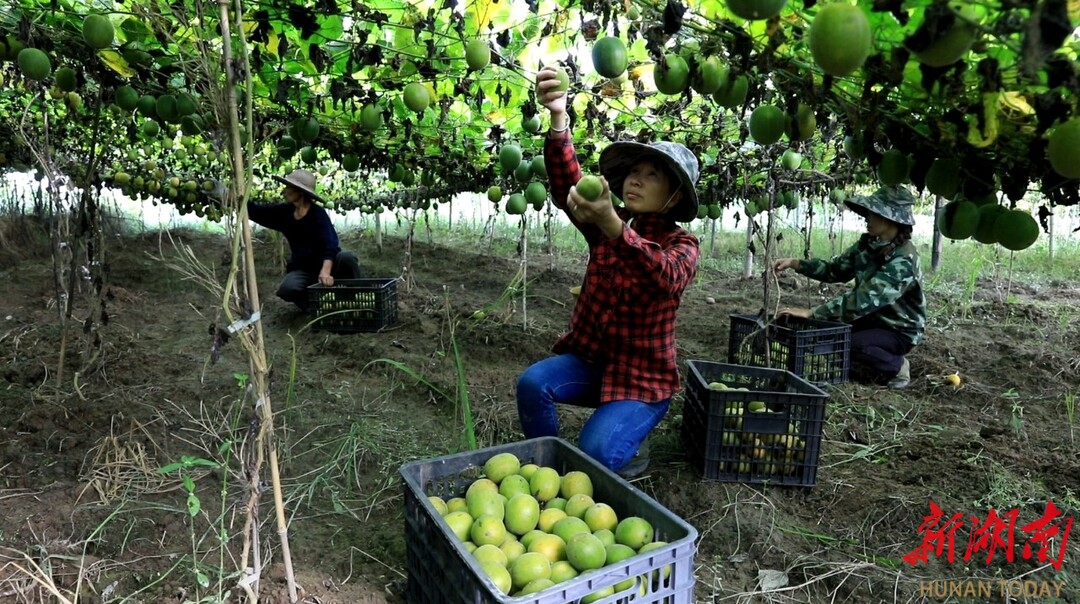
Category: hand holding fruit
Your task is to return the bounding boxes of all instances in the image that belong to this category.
[534,66,568,124]
[774,258,799,273]
[567,174,616,224]
[318,271,334,287]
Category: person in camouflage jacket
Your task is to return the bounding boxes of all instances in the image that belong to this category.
[774,186,926,389]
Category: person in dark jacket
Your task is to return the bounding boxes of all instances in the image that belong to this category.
[516,66,701,478]
[774,186,926,389]
[247,168,361,310]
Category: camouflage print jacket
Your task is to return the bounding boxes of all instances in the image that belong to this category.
[796,237,926,345]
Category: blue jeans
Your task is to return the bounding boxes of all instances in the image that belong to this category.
[516,353,670,473]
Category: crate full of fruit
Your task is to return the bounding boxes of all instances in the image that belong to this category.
[399,436,698,603]
[681,360,828,487]
[306,278,398,333]
[727,313,851,385]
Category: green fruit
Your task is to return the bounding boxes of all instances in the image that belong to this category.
[341,154,360,172]
[155,94,179,123]
[293,117,320,142]
[706,204,722,219]
[591,36,628,79]
[576,175,603,201]
[914,7,978,67]
[654,53,689,95]
[360,104,383,131]
[525,181,547,205]
[788,103,816,141]
[992,209,1039,251]
[180,114,205,135]
[781,149,802,170]
[115,85,139,111]
[136,94,157,117]
[506,193,528,215]
[726,0,787,20]
[499,144,522,172]
[464,39,490,71]
[712,74,748,108]
[521,114,541,134]
[691,56,725,95]
[878,149,911,186]
[66,92,82,111]
[627,5,640,19]
[552,67,570,91]
[530,156,547,178]
[17,48,52,81]
[809,3,872,77]
[82,14,115,49]
[514,161,533,183]
[1047,118,1080,179]
[300,146,318,164]
[748,105,786,145]
[141,120,160,137]
[389,165,406,182]
[403,82,430,112]
[175,92,197,116]
[487,186,502,203]
[936,200,979,240]
[925,158,961,199]
[973,203,1006,244]
[54,67,77,92]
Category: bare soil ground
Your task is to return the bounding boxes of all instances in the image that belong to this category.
[0,222,1077,603]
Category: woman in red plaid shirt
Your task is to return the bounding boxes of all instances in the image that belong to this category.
[516,66,701,478]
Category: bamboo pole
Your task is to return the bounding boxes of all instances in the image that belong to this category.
[931,195,943,271]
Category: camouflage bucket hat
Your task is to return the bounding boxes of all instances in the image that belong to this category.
[599,141,700,222]
[845,186,916,226]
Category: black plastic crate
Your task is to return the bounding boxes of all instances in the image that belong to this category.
[681,361,828,487]
[727,313,851,385]
[400,437,698,604]
[307,278,397,333]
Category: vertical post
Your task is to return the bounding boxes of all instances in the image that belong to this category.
[931,195,943,271]
[1047,207,1055,264]
[742,215,754,280]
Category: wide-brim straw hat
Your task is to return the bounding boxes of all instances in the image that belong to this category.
[273,168,323,202]
[598,141,700,222]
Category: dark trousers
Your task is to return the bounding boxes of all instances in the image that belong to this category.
[277,250,362,310]
[850,322,913,382]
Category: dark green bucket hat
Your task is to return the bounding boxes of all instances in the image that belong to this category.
[599,141,700,222]
[845,186,916,226]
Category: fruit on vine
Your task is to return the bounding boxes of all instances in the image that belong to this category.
[706,204,722,219]
[506,193,528,215]
[82,14,114,49]
[781,149,802,170]
[878,149,911,186]
[748,105,785,145]
[293,117,320,142]
[180,114,204,135]
[521,114,541,134]
[54,67,77,92]
[913,5,978,67]
[712,74,748,108]
[973,203,1005,244]
[691,56,725,95]
[787,103,816,141]
[17,48,51,81]
[514,161,532,183]
[176,93,197,116]
[525,181,547,206]
[464,39,490,71]
[530,156,547,178]
[726,0,787,20]
[809,3,872,77]
[654,53,689,95]
[591,37,627,79]
[936,200,979,239]
[136,94,157,116]
[627,5,640,20]
[360,104,383,131]
[992,209,1038,251]
[487,186,502,202]
[1047,118,1080,179]
[156,94,179,123]
[403,82,430,112]
[576,175,603,201]
[499,144,522,172]
[925,158,961,199]
[115,85,139,111]
[300,146,317,164]
[341,154,360,172]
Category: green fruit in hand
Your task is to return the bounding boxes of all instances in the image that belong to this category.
[552,67,570,91]
[576,175,603,201]
[464,39,490,71]
[591,36,628,79]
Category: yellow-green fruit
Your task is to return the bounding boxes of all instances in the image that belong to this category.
[925,158,961,199]
[360,104,383,131]
[654,53,689,95]
[82,14,115,49]
[506,193,527,215]
[712,74,748,108]
[748,105,786,145]
[483,453,521,483]
[17,48,52,81]
[878,149,910,186]
[66,92,82,111]
[499,145,522,172]
[552,67,570,91]
[914,7,978,67]
[992,209,1039,251]
[973,203,1006,244]
[464,39,490,71]
[809,3,872,77]
[1047,118,1080,179]
[691,56,726,95]
[576,175,603,201]
[591,36,628,79]
[726,0,787,20]
[487,186,502,203]
[781,149,803,170]
[936,200,979,240]
[54,67,77,92]
[403,82,430,112]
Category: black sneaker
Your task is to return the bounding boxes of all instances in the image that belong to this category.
[616,441,650,479]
